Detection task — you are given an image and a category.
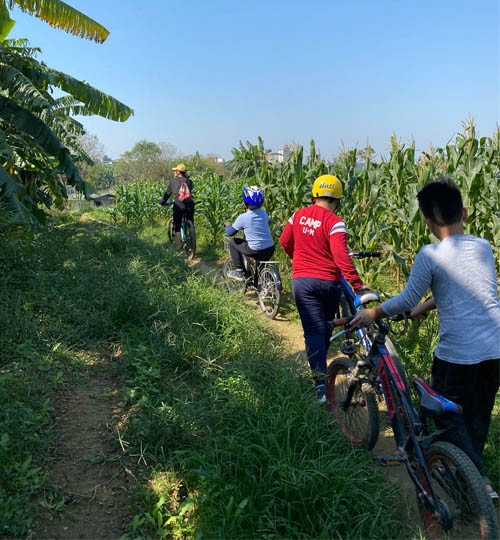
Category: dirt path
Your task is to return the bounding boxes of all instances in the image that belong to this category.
[33,362,131,540]
[32,255,416,539]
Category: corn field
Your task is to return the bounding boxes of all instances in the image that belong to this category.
[114,121,500,280]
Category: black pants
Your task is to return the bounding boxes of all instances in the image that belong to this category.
[173,202,194,232]
[292,277,341,388]
[229,238,275,270]
[431,356,499,476]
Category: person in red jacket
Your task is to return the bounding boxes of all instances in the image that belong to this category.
[279,174,369,402]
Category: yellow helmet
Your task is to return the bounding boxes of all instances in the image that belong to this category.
[172,163,187,172]
[311,174,343,199]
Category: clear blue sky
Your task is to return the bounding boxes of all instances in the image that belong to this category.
[10,0,500,161]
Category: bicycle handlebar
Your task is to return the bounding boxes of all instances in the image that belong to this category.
[349,251,382,259]
[329,316,354,329]
[329,311,410,336]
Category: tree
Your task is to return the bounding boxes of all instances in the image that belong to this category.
[186,151,228,177]
[0,1,133,222]
[75,133,115,191]
[79,133,105,162]
[114,140,179,184]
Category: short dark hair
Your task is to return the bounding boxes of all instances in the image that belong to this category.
[316,196,339,203]
[417,176,463,225]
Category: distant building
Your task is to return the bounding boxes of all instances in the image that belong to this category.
[90,193,116,207]
[277,144,291,163]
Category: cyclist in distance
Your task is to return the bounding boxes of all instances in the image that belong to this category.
[279,174,370,403]
[350,176,500,499]
[224,186,275,281]
[160,163,194,253]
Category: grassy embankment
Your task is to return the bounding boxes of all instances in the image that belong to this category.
[0,208,497,538]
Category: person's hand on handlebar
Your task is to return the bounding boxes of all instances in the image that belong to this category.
[354,284,371,292]
[349,305,385,329]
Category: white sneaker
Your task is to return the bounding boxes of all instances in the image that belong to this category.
[317,394,327,405]
[315,383,326,404]
[484,478,499,501]
[228,269,245,281]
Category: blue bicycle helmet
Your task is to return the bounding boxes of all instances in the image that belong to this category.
[243,186,264,208]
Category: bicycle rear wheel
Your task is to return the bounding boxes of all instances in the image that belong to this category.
[257,265,281,319]
[327,357,379,450]
[184,220,196,260]
[418,441,498,539]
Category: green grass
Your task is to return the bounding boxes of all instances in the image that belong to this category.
[2,209,496,539]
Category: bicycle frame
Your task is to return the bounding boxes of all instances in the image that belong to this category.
[179,214,189,242]
[241,254,281,289]
[333,317,452,520]
[165,204,196,259]
[329,252,499,536]
[368,325,441,507]
[222,236,282,319]
[223,236,281,290]
[339,276,373,353]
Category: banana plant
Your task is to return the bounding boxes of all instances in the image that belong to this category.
[0,33,132,222]
[1,0,109,43]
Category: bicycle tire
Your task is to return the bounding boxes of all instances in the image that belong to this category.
[167,218,175,243]
[418,441,499,540]
[222,258,246,293]
[184,220,196,260]
[257,265,281,319]
[326,357,380,450]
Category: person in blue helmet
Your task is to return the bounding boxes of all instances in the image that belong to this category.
[224,186,275,281]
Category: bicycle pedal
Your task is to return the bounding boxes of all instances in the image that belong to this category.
[375,455,403,467]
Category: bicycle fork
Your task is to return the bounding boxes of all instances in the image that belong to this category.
[340,363,371,412]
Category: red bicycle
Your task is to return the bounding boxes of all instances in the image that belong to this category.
[327,304,498,539]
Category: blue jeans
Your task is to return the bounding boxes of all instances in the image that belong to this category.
[292,277,341,387]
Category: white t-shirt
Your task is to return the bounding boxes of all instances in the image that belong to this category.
[232,209,274,251]
[382,234,500,364]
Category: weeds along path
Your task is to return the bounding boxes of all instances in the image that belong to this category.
[191,257,305,355]
[33,358,131,539]
[191,255,420,524]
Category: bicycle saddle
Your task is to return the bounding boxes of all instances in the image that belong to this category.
[412,377,462,417]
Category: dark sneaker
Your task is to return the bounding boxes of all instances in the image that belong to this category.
[228,269,245,281]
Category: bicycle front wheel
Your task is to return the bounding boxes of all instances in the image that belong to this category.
[418,441,498,539]
[222,258,246,293]
[167,218,175,243]
[257,266,281,319]
[183,220,196,259]
[327,357,379,450]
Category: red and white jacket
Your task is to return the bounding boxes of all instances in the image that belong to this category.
[279,204,363,289]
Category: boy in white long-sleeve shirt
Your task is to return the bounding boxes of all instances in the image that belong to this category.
[351,176,500,498]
